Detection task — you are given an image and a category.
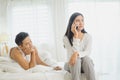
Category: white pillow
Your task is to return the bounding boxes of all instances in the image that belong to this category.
[39,51,58,67]
[0,63,25,73]
[0,57,25,73]
[0,56,13,62]
[0,68,4,73]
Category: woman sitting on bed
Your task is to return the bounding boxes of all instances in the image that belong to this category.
[10,32,61,70]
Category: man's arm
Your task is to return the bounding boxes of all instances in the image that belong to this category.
[34,47,49,66]
[10,48,36,70]
[34,47,62,70]
[29,49,36,68]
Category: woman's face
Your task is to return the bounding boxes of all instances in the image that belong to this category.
[73,15,84,31]
[20,36,33,55]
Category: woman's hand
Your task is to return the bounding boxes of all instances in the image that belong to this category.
[71,23,78,38]
[69,52,78,65]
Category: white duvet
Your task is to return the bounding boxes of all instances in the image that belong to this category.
[0,56,68,80]
[0,56,62,73]
[0,62,54,73]
[0,56,87,80]
[0,51,62,73]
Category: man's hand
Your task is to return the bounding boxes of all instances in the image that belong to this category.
[31,48,36,54]
[53,66,62,70]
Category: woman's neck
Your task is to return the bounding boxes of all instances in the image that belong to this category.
[78,32,84,40]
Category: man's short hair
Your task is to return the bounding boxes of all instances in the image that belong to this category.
[15,32,29,46]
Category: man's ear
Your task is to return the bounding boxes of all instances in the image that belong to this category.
[19,45,23,49]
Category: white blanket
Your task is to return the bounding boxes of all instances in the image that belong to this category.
[0,51,61,73]
[0,57,88,80]
[0,57,60,73]
[0,57,70,80]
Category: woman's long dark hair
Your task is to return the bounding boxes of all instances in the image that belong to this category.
[65,12,87,46]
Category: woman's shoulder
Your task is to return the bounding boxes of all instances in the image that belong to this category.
[63,35,69,41]
[84,33,92,40]
[63,35,67,38]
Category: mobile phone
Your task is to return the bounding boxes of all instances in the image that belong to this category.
[76,26,78,30]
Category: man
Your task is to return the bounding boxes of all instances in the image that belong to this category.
[10,32,61,70]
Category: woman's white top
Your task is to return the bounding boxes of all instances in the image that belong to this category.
[63,33,92,61]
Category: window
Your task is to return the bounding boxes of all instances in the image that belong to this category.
[8,1,55,47]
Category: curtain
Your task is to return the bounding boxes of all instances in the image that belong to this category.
[7,0,58,59]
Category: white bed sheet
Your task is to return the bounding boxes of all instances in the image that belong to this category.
[0,57,87,80]
[0,71,87,80]
[0,71,68,80]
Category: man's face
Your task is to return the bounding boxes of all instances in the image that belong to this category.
[21,36,33,54]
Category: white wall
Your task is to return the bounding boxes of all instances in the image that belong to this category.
[0,0,7,33]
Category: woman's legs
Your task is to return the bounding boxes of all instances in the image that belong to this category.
[81,56,96,80]
[64,58,82,80]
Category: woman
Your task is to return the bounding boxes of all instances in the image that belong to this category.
[63,12,95,80]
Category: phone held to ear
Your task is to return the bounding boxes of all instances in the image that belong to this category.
[76,26,78,31]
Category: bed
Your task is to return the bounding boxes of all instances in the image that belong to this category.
[0,56,87,80]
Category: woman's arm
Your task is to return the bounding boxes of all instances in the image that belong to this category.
[63,36,72,49]
[63,36,78,65]
[63,34,92,58]
[72,34,92,58]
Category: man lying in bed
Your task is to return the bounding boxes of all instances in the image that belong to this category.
[10,32,62,70]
